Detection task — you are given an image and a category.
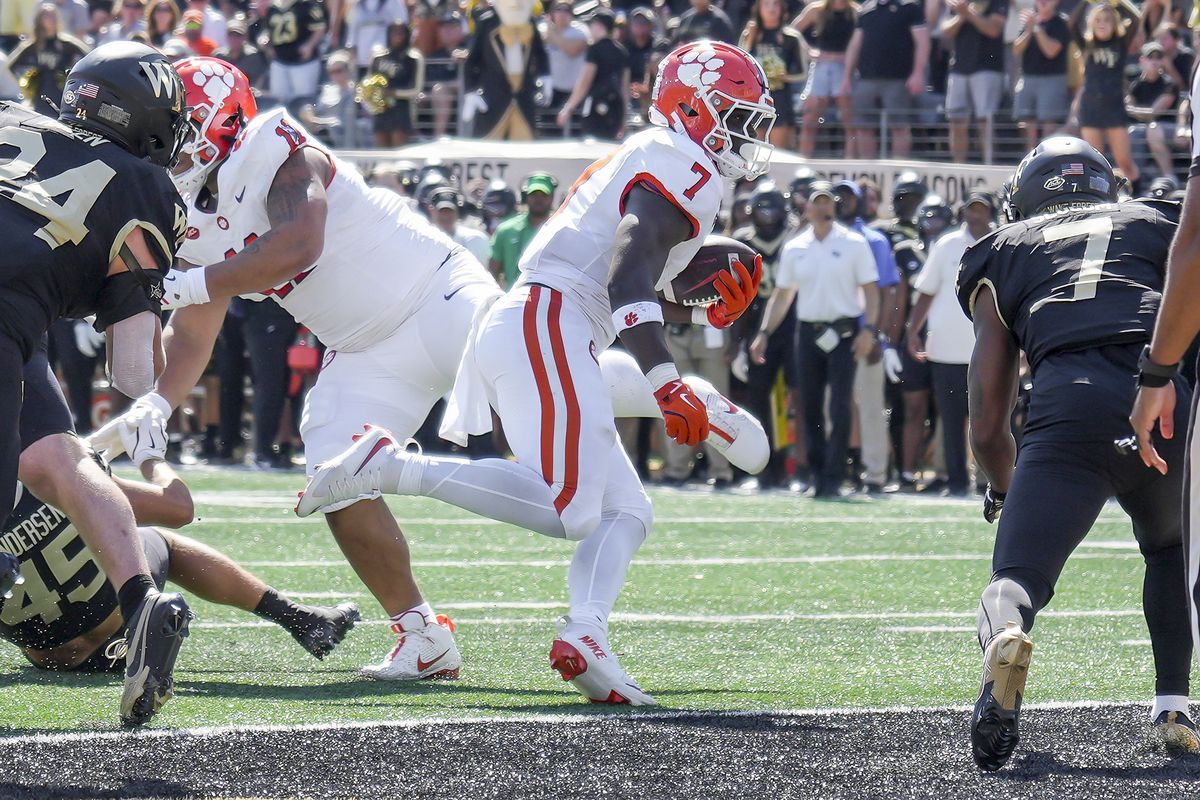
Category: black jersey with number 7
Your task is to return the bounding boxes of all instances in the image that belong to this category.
[0,102,185,359]
[956,199,1179,372]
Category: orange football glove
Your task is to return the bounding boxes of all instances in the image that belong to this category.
[654,378,711,447]
[706,254,763,329]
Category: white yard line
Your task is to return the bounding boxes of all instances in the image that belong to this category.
[188,607,1145,630]
[0,699,1147,747]
[239,552,1139,569]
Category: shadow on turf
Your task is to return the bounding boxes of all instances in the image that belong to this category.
[0,779,195,799]
[1002,749,1200,781]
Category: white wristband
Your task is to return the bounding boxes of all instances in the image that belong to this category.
[691,305,710,327]
[646,362,681,392]
[139,391,173,417]
[612,301,664,332]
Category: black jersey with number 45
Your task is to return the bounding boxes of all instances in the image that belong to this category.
[0,102,185,359]
[957,200,1178,371]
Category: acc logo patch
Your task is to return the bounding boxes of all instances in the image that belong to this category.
[185,226,200,240]
[1043,176,1066,191]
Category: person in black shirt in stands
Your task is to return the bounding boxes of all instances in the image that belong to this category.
[7,5,89,118]
[1012,0,1071,151]
[556,8,630,139]
[942,0,1008,163]
[739,0,805,149]
[672,0,737,44]
[264,0,328,105]
[1154,21,1193,91]
[1070,0,1145,186]
[792,0,856,158]
[842,0,928,159]
[369,21,424,147]
[1127,41,1180,179]
[626,7,667,115]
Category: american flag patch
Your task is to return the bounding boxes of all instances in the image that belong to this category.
[77,83,99,99]
[1061,163,1085,176]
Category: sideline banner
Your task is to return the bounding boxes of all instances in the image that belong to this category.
[338,139,1014,208]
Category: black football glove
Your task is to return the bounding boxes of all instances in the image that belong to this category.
[1,552,21,599]
[983,485,1006,524]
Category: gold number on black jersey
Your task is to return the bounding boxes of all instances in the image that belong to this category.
[1029,216,1115,313]
[0,127,116,249]
[270,11,299,44]
[0,529,106,626]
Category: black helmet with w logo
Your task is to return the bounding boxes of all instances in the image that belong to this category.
[59,41,188,168]
[1008,137,1118,221]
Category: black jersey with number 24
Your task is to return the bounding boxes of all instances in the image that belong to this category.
[0,102,185,359]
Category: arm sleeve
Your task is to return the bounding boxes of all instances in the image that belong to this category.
[912,239,944,296]
[854,238,879,284]
[776,245,798,288]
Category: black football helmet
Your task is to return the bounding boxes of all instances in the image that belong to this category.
[415,173,449,212]
[59,41,188,168]
[916,194,953,240]
[482,180,517,220]
[1008,136,1118,221]
[748,181,787,231]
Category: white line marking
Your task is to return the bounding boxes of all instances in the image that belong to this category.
[190,607,1146,630]
[884,626,976,634]
[1120,639,1152,646]
[0,700,1149,746]
[239,552,1140,569]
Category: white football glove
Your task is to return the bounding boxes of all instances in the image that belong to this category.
[73,320,106,357]
[882,344,904,384]
[461,92,488,122]
[160,266,210,310]
[88,392,172,466]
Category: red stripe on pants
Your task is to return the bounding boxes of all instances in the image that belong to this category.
[545,290,581,513]
[523,286,556,491]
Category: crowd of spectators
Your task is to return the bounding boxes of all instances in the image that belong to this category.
[2,0,1197,176]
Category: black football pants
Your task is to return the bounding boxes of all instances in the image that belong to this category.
[992,404,1192,696]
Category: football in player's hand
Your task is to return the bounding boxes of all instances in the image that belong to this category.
[665,235,760,307]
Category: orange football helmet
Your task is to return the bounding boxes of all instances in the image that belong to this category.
[650,42,775,181]
[171,56,257,195]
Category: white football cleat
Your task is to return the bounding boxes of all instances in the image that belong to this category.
[683,375,770,475]
[549,618,656,706]
[296,425,425,517]
[360,611,461,681]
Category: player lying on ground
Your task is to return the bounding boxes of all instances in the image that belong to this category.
[959,137,1197,771]
[0,425,359,673]
[298,41,776,705]
[0,42,194,726]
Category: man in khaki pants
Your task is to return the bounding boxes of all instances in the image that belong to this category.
[661,324,735,487]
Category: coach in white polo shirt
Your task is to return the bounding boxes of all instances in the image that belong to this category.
[905,191,995,496]
[751,181,880,498]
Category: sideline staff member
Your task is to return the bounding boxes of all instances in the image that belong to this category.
[750,181,880,497]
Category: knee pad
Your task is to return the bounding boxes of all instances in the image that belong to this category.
[977,576,1037,649]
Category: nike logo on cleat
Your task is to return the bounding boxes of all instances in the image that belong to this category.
[353,437,393,475]
[579,635,607,659]
[417,649,451,672]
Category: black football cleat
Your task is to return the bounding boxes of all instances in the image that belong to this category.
[1153,710,1200,754]
[294,602,362,660]
[1,552,21,599]
[120,591,194,727]
[971,622,1034,771]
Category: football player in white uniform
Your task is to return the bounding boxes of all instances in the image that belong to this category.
[96,58,503,680]
[298,42,776,704]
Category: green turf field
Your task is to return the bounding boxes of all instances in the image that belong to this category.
[0,467,1189,733]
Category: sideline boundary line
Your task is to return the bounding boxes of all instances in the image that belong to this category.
[0,700,1147,747]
